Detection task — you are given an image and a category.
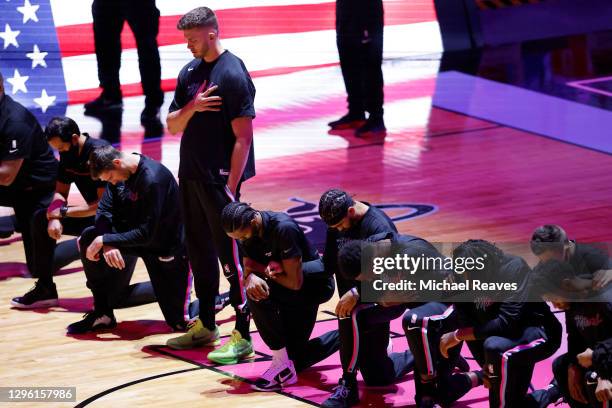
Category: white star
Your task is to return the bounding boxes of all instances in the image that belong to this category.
[33,89,56,113]
[0,24,20,49]
[26,44,47,68]
[17,0,39,24]
[6,69,29,94]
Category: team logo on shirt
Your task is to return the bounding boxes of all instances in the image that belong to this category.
[574,313,603,330]
[284,197,437,252]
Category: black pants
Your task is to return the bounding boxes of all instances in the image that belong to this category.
[249,261,339,372]
[336,0,384,119]
[179,180,248,331]
[92,0,163,108]
[339,303,413,386]
[30,208,93,286]
[403,302,466,405]
[469,323,562,408]
[553,353,608,408]
[0,185,54,275]
[79,226,188,329]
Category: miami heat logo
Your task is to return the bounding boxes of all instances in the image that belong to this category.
[284,197,437,251]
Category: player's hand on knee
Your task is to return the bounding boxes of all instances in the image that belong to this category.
[47,219,63,240]
[245,273,269,301]
[577,348,593,368]
[439,330,460,359]
[86,236,104,261]
[103,246,125,269]
[335,288,359,318]
[596,378,612,402]
[568,364,588,403]
[592,269,612,290]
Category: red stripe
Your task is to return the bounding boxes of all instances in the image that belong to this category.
[66,62,340,104]
[56,1,437,58]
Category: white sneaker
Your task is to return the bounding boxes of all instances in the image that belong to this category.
[251,359,298,392]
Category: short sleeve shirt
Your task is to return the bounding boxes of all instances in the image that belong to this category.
[0,95,57,189]
[169,51,256,184]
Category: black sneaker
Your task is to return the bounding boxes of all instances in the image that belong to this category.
[141,107,164,138]
[321,377,359,408]
[355,117,386,137]
[11,281,59,309]
[67,310,116,334]
[84,95,123,113]
[328,113,366,130]
[530,382,561,408]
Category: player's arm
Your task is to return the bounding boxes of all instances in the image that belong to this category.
[0,158,23,186]
[64,186,106,218]
[243,256,267,278]
[167,82,220,135]
[268,257,304,291]
[227,116,253,196]
[243,256,270,301]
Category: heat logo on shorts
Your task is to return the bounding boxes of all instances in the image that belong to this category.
[284,197,437,252]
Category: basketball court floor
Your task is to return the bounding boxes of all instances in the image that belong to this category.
[1,1,612,406]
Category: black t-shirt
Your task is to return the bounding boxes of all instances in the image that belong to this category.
[241,211,319,267]
[0,95,57,189]
[566,291,612,361]
[323,203,397,294]
[57,135,107,204]
[96,154,183,255]
[169,51,256,184]
[455,254,558,340]
[569,242,611,277]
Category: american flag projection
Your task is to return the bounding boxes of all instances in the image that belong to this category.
[0,0,67,124]
[1,0,442,126]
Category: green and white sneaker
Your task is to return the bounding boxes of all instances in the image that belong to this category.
[207,330,255,365]
[166,318,220,350]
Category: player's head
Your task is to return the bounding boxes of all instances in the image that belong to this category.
[452,239,503,281]
[177,7,219,59]
[89,145,128,184]
[221,201,260,242]
[338,240,363,281]
[530,225,570,262]
[319,189,356,232]
[45,117,81,152]
[530,259,577,310]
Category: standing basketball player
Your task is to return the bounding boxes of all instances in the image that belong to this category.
[165,7,256,363]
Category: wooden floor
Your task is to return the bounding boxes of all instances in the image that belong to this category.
[1,105,611,407]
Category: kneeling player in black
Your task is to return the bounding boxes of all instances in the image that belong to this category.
[221,202,339,391]
[438,240,562,408]
[67,146,190,333]
[11,117,155,309]
[531,225,612,290]
[323,232,436,408]
[531,260,612,407]
[318,189,400,407]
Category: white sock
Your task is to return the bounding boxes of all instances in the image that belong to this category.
[271,348,289,365]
